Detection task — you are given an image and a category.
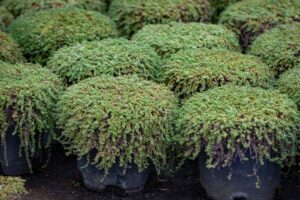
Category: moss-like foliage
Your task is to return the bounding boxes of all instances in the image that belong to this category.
[0,176,26,200]
[8,8,118,65]
[0,6,13,30]
[277,66,300,110]
[0,61,62,170]
[248,23,300,76]
[176,85,300,174]
[47,38,162,85]
[210,0,241,21]
[0,31,24,63]
[57,76,178,173]
[161,48,274,99]
[132,22,240,58]
[108,0,211,36]
[219,0,300,50]
[3,0,107,17]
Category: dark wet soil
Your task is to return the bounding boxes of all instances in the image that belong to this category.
[18,148,300,200]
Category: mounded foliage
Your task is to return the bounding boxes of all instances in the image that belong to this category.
[132,22,240,58]
[57,76,178,173]
[277,66,300,110]
[8,8,118,65]
[0,61,62,170]
[108,0,212,36]
[0,176,26,200]
[3,0,107,17]
[248,23,300,76]
[0,31,24,63]
[161,48,274,99]
[0,6,13,30]
[47,38,162,85]
[219,0,300,50]
[176,85,300,172]
[210,0,241,21]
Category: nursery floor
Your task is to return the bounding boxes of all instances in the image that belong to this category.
[18,150,300,200]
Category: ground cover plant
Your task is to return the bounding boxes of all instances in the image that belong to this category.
[0,31,24,63]
[219,0,300,50]
[248,23,300,76]
[0,6,13,30]
[210,0,241,21]
[8,7,118,65]
[108,0,211,36]
[132,22,239,59]
[47,38,162,85]
[0,176,26,200]
[56,76,178,174]
[161,48,274,99]
[0,61,62,170]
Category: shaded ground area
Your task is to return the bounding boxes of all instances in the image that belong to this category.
[18,150,300,200]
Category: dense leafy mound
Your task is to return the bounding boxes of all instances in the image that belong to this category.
[0,6,13,30]
[132,22,239,58]
[161,48,274,98]
[0,62,62,170]
[57,76,178,173]
[211,0,241,21]
[176,85,300,170]
[3,0,107,17]
[277,66,300,109]
[219,0,300,50]
[108,0,211,36]
[0,31,24,63]
[248,23,300,76]
[8,8,118,65]
[47,38,162,85]
[0,176,26,200]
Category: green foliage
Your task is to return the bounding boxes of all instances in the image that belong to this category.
[0,176,26,200]
[0,6,13,30]
[8,8,118,65]
[0,61,62,170]
[175,85,300,171]
[161,48,274,99]
[108,0,212,36]
[132,22,240,58]
[210,0,241,21]
[219,0,300,49]
[277,66,300,110]
[3,0,107,17]
[0,31,24,63]
[47,38,162,85]
[56,76,178,173]
[248,23,300,76]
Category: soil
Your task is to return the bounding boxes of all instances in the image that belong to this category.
[18,148,300,200]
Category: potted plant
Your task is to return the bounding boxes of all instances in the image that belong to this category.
[108,0,211,36]
[160,48,274,99]
[132,22,240,59]
[0,61,62,175]
[248,23,300,77]
[0,176,26,199]
[47,38,162,85]
[219,0,300,51]
[56,76,178,193]
[175,85,300,200]
[8,7,118,65]
[0,31,24,64]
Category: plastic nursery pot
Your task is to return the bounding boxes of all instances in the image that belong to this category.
[78,153,151,193]
[198,152,280,200]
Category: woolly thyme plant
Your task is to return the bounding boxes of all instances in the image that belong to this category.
[248,23,300,76]
[0,31,24,63]
[56,76,178,174]
[108,0,211,36]
[0,176,26,200]
[161,48,274,99]
[0,61,62,170]
[8,8,118,65]
[3,0,107,17]
[277,66,300,110]
[219,0,300,50]
[176,85,300,180]
[47,38,162,85]
[132,22,240,59]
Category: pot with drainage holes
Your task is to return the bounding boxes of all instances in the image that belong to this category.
[198,153,281,200]
[77,153,151,193]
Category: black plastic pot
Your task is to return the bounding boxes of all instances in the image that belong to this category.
[78,155,150,193]
[198,153,280,200]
